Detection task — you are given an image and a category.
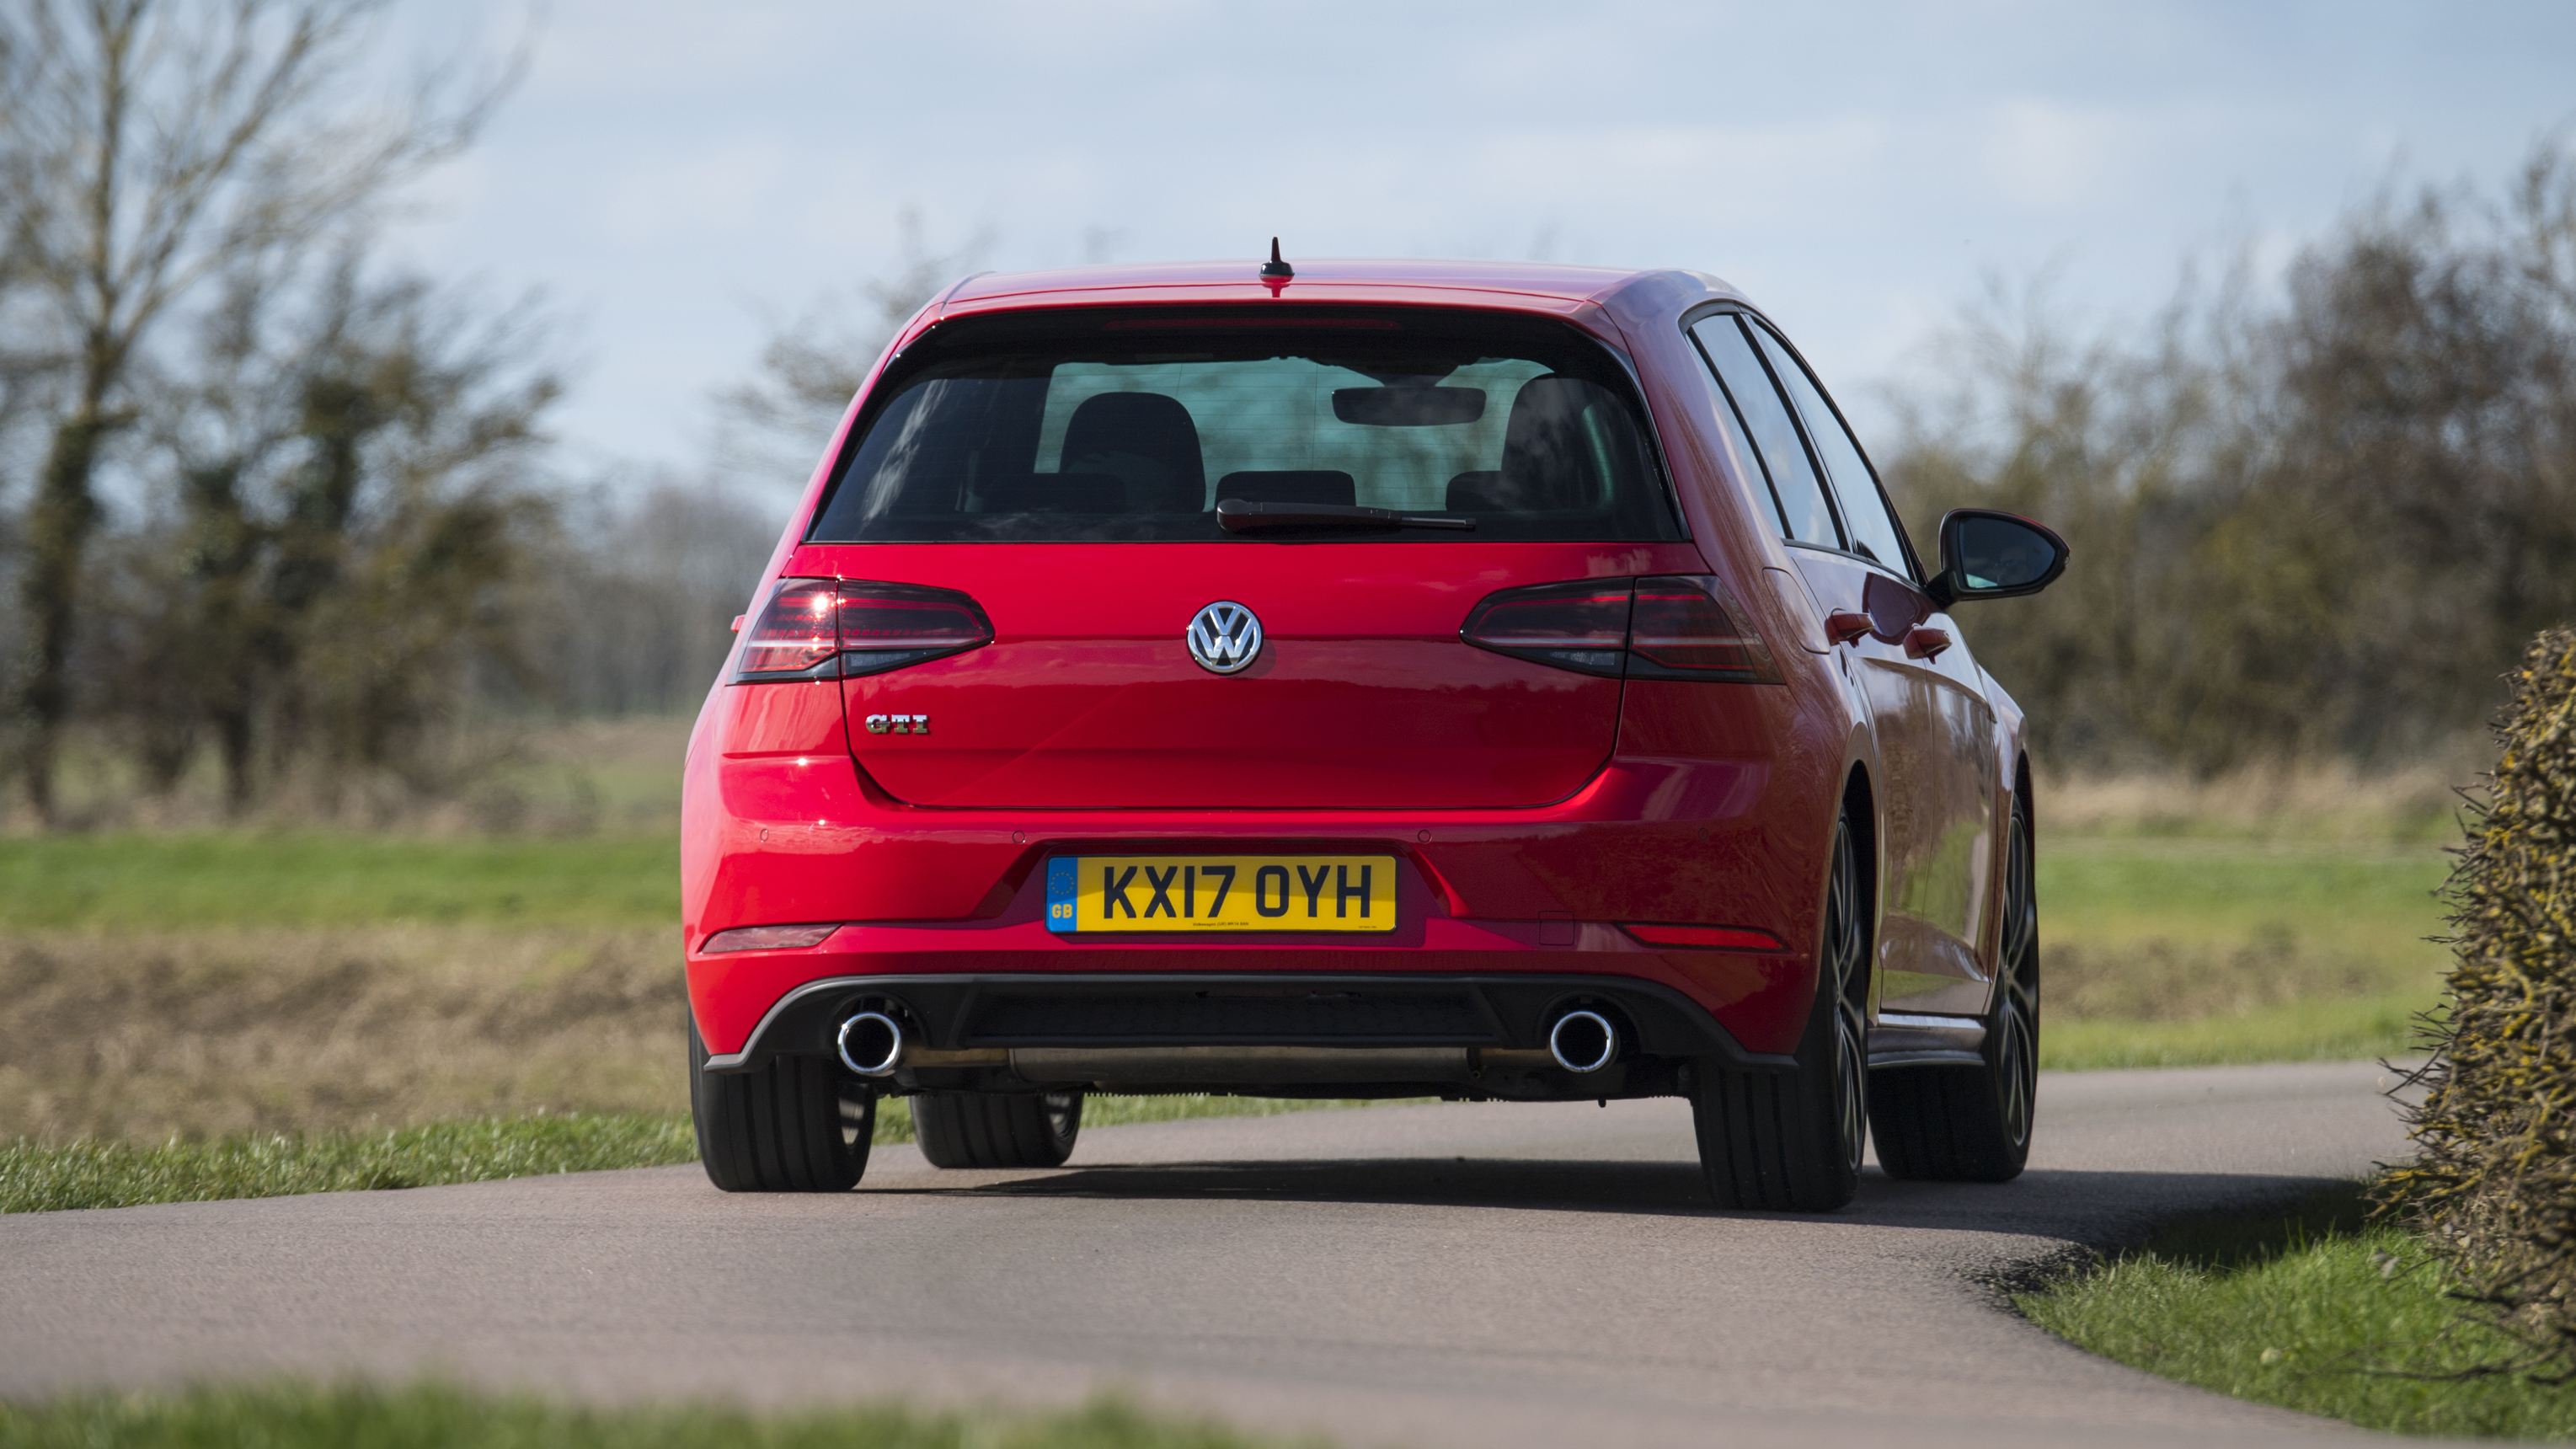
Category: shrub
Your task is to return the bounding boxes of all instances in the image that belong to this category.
[2379,625,2576,1377]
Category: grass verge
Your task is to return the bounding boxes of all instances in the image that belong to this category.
[0,833,679,930]
[2,1095,1396,1214]
[0,1382,1307,1449]
[2039,995,2426,1071]
[0,1115,698,1214]
[2018,1181,2574,1440]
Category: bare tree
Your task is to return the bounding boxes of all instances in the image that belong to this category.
[714,207,991,489]
[1878,142,2576,774]
[0,0,511,821]
[86,249,560,814]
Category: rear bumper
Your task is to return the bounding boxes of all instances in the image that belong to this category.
[681,682,1842,1069]
[702,968,1793,1104]
[687,898,1820,1068]
[704,968,1792,1072]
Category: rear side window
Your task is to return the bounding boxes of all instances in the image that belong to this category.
[806,307,1683,543]
[1689,317,1841,548]
[1748,322,1915,578]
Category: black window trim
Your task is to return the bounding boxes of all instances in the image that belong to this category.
[1681,315,1802,543]
[1679,301,1927,585]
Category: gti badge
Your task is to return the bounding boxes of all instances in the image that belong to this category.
[1185,601,1263,674]
[863,714,928,735]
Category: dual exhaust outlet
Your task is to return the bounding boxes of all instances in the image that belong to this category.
[835,1006,1620,1080]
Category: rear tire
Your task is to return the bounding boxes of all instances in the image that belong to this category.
[1868,791,2039,1183]
[690,1021,875,1193]
[911,1091,1083,1168]
[1692,811,1869,1212]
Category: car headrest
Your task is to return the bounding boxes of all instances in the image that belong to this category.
[1499,377,1621,511]
[1059,392,1206,512]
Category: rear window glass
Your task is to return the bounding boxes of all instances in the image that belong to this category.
[805,306,1684,543]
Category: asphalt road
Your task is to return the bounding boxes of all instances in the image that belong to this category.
[3,1061,2422,1448]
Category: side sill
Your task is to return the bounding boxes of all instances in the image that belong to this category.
[1867,1011,1985,1069]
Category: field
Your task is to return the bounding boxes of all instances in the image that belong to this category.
[0,741,2466,1148]
[2038,839,2447,1068]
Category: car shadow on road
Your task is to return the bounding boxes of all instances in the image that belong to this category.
[870,1155,2355,1243]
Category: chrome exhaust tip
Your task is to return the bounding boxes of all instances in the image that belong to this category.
[836,1011,905,1077]
[1547,1009,1617,1073]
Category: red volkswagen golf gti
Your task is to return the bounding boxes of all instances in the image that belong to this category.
[681,256,2066,1212]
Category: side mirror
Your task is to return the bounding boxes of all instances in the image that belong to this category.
[1925,509,2069,607]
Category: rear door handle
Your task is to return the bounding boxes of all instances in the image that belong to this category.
[1824,611,1873,646]
[1904,627,1952,660]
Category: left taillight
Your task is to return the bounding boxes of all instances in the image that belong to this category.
[734,578,993,683]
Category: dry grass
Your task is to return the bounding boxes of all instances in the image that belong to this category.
[2040,754,2481,845]
[0,927,686,1146]
[2047,931,2392,1023]
[7,718,696,838]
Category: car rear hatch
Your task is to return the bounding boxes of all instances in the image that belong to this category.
[797,541,1719,809]
[753,302,1725,811]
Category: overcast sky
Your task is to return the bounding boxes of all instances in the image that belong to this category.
[389,0,2576,494]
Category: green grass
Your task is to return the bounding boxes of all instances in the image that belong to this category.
[2040,838,2450,982]
[2019,1183,2575,1440]
[2036,836,2450,1068]
[1,1096,1393,1214]
[2040,996,2429,1070]
[0,1115,700,1214]
[0,1382,1307,1449]
[0,833,678,929]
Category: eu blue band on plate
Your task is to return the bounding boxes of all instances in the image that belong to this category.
[1045,857,1081,933]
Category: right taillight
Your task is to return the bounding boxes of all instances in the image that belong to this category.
[1456,579,1634,678]
[1626,575,1781,683]
[734,578,993,683]
[1461,575,1779,683]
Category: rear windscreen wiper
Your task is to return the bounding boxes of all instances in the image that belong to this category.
[1216,499,1476,532]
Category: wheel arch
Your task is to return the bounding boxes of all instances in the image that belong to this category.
[1837,762,1883,1019]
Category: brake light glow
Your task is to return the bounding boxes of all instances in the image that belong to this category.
[734,578,994,683]
[736,579,840,677]
[1461,575,1779,683]
[1622,923,1786,951]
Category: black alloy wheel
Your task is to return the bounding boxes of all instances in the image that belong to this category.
[911,1090,1084,1168]
[1692,810,1869,1212]
[1868,791,2039,1182]
[690,1021,875,1192]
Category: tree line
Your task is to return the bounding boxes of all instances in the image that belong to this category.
[1879,146,2576,775]
[0,0,790,826]
[3,3,2568,827]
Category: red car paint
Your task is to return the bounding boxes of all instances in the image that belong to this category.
[681,259,2029,1071]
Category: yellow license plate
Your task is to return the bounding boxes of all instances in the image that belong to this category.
[1045,855,1398,933]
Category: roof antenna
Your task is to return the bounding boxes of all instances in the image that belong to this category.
[1259,238,1294,281]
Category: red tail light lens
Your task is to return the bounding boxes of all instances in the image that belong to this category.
[1627,575,1782,683]
[736,579,841,677]
[837,582,993,677]
[734,579,993,682]
[1458,580,1634,678]
[1461,575,1779,682]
